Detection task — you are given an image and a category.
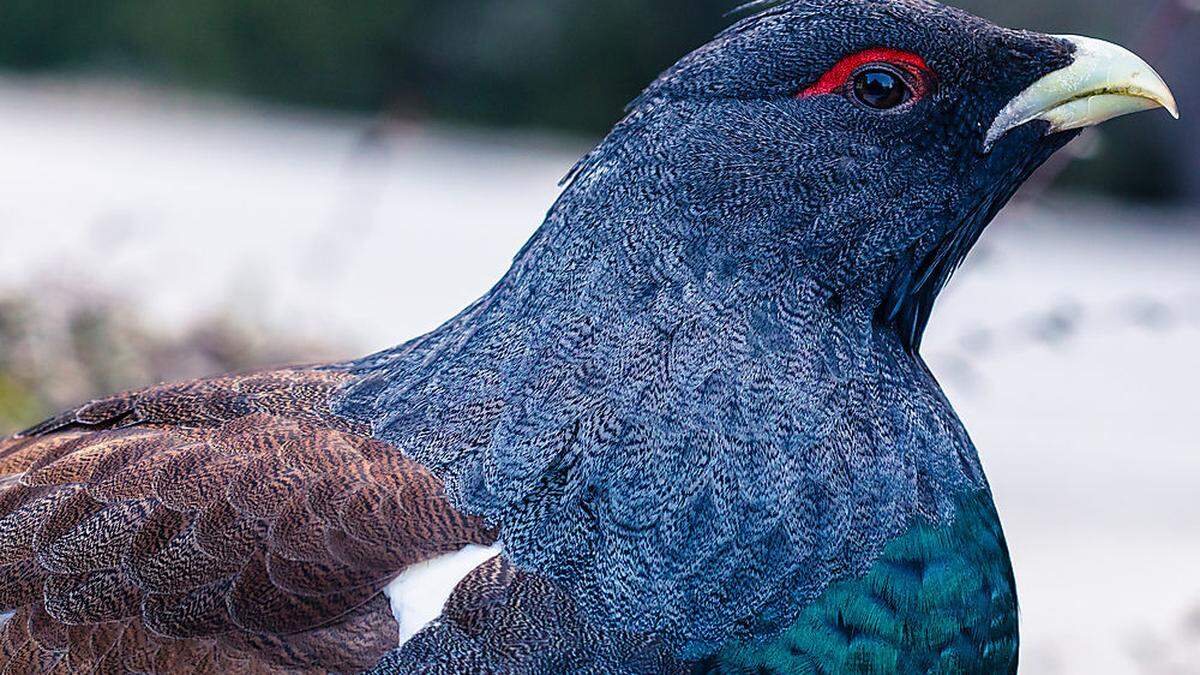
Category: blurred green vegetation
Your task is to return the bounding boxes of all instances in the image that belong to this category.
[0,0,1157,132]
[0,373,42,433]
[0,0,1193,201]
[0,0,736,134]
[0,291,334,436]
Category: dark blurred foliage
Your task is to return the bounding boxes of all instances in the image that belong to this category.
[0,289,336,435]
[0,0,1195,202]
[0,0,737,134]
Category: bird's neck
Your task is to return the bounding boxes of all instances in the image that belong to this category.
[332,167,988,652]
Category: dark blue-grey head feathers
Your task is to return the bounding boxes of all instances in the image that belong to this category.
[334,0,1079,656]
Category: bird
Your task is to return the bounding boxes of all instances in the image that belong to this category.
[0,0,1177,673]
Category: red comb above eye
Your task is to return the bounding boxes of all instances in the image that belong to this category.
[798,48,931,98]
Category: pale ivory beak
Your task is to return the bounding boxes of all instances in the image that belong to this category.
[984,35,1179,151]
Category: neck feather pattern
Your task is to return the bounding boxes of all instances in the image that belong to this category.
[330,131,988,656]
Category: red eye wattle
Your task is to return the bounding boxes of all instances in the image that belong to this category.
[797,48,934,103]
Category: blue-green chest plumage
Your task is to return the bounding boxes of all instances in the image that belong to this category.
[699,489,1017,674]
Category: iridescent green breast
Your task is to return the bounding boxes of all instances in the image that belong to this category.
[698,490,1018,674]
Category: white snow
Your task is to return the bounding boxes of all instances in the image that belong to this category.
[926,203,1200,674]
[0,76,579,349]
[1,76,1197,673]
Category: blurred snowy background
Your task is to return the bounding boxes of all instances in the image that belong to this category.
[0,1,1197,673]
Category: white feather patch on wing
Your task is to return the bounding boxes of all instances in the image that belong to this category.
[384,543,502,646]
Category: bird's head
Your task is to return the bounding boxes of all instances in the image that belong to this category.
[561,0,1177,351]
[343,1,1176,650]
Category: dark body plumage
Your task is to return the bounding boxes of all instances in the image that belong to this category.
[0,0,1173,672]
[333,0,1073,665]
[699,490,1018,673]
[0,370,495,672]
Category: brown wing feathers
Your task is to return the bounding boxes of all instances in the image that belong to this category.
[0,369,496,673]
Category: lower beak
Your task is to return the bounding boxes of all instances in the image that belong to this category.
[984,35,1179,151]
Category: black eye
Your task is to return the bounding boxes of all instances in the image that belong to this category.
[853,67,911,110]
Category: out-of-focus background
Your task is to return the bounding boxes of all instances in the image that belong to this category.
[0,1,1196,672]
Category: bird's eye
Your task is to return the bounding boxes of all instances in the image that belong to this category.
[797,49,934,110]
[852,67,911,110]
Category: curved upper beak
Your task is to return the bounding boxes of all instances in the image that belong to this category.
[984,35,1179,151]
